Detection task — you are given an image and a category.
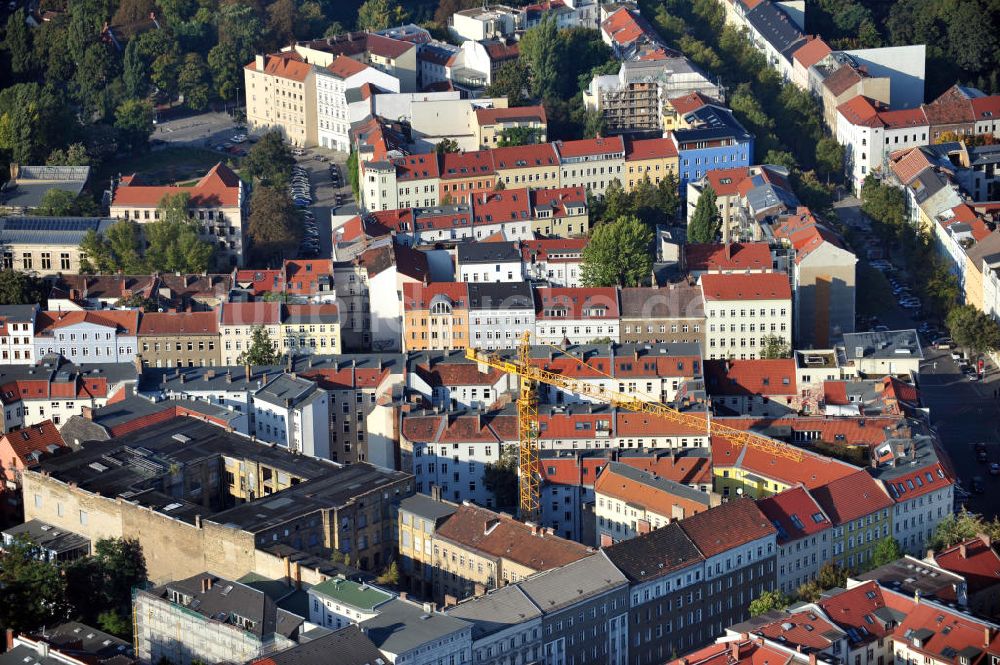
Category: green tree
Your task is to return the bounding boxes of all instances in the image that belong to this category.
[748,589,790,616]
[497,127,542,147]
[145,193,214,273]
[761,335,791,359]
[238,326,281,365]
[483,444,519,509]
[267,0,298,46]
[123,38,149,99]
[0,270,47,304]
[582,109,607,140]
[519,17,562,98]
[816,562,848,588]
[97,610,132,639]
[376,561,400,586]
[37,189,83,216]
[581,215,653,287]
[815,137,846,183]
[927,510,1000,550]
[114,98,155,153]
[946,305,1000,357]
[0,536,69,633]
[178,53,212,111]
[485,61,529,107]
[657,172,681,223]
[248,186,303,263]
[47,143,92,166]
[356,0,409,32]
[871,536,904,568]
[435,138,460,154]
[207,43,240,102]
[687,186,721,243]
[242,131,295,185]
[346,150,361,201]
[0,83,74,163]
[218,3,265,65]
[80,220,145,274]
[764,150,798,172]
[4,9,35,77]
[151,52,181,97]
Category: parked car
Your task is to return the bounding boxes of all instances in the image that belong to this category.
[976,443,988,463]
[991,463,1000,476]
[951,350,964,361]
[291,148,305,156]
[934,337,954,349]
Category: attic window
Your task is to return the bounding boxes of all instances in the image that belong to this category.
[811,513,826,523]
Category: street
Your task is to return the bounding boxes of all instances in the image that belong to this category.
[833,196,1000,520]
[295,149,358,260]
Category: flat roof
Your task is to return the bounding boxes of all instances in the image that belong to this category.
[2,519,90,555]
[843,329,923,361]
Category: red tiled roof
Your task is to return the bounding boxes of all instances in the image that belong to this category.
[528,350,701,380]
[792,37,831,68]
[971,95,1000,121]
[705,359,798,396]
[439,150,496,180]
[234,269,284,295]
[327,54,369,78]
[472,189,531,225]
[35,310,139,336]
[535,287,619,319]
[482,40,519,61]
[413,358,505,388]
[818,581,910,646]
[616,410,707,437]
[435,503,592,570]
[0,420,68,468]
[520,237,588,263]
[756,609,842,651]
[809,469,892,524]
[365,33,414,59]
[772,208,846,264]
[137,311,218,336]
[891,602,992,665]
[594,463,709,518]
[837,95,882,128]
[685,242,771,272]
[555,136,624,159]
[678,498,775,557]
[220,302,281,326]
[112,162,241,208]
[491,143,559,169]
[823,381,850,406]
[879,107,928,129]
[394,153,441,182]
[933,536,1000,593]
[700,272,790,301]
[475,105,547,126]
[666,639,795,665]
[625,137,678,161]
[757,486,830,544]
[299,365,393,391]
[702,167,751,196]
[284,259,333,294]
[528,186,587,219]
[668,91,715,115]
[824,65,866,97]
[403,282,469,310]
[889,147,934,185]
[711,431,859,489]
[601,7,645,46]
[922,85,976,126]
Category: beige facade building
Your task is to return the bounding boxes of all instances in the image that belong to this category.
[137,311,221,368]
[244,53,315,147]
[220,302,282,365]
[397,494,593,604]
[0,216,116,277]
[279,304,342,355]
[701,272,792,360]
[473,105,547,149]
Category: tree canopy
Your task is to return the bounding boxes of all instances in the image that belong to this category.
[581,215,653,287]
[870,537,904,568]
[242,131,295,186]
[0,270,47,306]
[749,590,791,616]
[688,186,722,243]
[238,326,281,366]
[928,510,1000,550]
[946,305,1000,356]
[248,186,303,264]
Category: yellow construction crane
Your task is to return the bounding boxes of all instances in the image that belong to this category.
[466,332,804,519]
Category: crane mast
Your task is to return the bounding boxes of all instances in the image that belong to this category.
[466,334,804,517]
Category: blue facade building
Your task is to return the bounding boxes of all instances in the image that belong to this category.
[672,105,755,190]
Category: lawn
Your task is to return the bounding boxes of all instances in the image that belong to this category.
[95,147,237,187]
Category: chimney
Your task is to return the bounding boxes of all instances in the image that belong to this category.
[81,406,93,421]
[985,627,993,648]
[960,542,968,559]
[179,372,186,384]
[980,533,992,548]
[255,54,265,70]
[133,355,144,376]
[5,629,14,651]
[201,576,213,593]
[729,641,740,661]
[204,369,215,381]
[431,484,442,501]
[398,591,408,601]
[245,364,251,381]
[809,654,817,665]
[226,371,233,384]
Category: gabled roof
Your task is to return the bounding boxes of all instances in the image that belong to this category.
[793,37,831,68]
[472,189,531,225]
[220,302,281,326]
[837,95,883,128]
[818,581,909,646]
[595,461,712,517]
[808,469,892,524]
[439,150,496,179]
[402,282,469,310]
[535,287,619,319]
[685,242,772,272]
[824,64,866,97]
[111,162,241,208]
[0,420,68,466]
[490,143,559,169]
[624,136,678,161]
[668,91,715,115]
[922,85,977,126]
[137,311,218,336]
[555,136,624,160]
[971,95,1000,121]
[889,147,934,186]
[711,431,859,489]
[35,310,140,336]
[475,105,547,126]
[327,54,369,79]
[700,272,791,301]
[604,521,704,581]
[932,536,1000,593]
[618,284,704,318]
[891,601,992,665]
[246,52,313,82]
[701,166,751,196]
[705,359,798,396]
[677,498,775,557]
[757,486,830,544]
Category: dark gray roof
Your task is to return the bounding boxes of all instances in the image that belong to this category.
[257,625,387,665]
[0,166,90,209]
[517,552,627,614]
[456,241,520,264]
[148,572,303,640]
[0,216,114,243]
[604,520,704,582]
[619,286,704,318]
[446,586,542,639]
[843,329,923,361]
[674,106,753,143]
[854,556,964,603]
[399,493,458,523]
[2,519,91,556]
[0,304,38,321]
[254,374,322,407]
[360,599,470,655]
[34,622,133,660]
[745,1,806,58]
[467,281,534,310]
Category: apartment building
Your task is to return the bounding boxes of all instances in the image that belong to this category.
[109,163,247,268]
[402,282,470,352]
[33,310,139,365]
[468,282,534,351]
[0,305,38,365]
[244,52,315,147]
[595,461,716,544]
[756,486,833,595]
[528,186,589,237]
[397,495,593,604]
[316,56,400,151]
[492,144,561,189]
[842,329,923,377]
[289,31,418,93]
[533,286,620,345]
[219,302,282,365]
[0,216,116,277]
[555,136,626,197]
[684,242,774,278]
[520,237,587,286]
[137,312,221,368]
[405,349,515,411]
[673,105,755,188]
[362,152,442,212]
[0,420,69,524]
[810,470,893,571]
[619,285,706,347]
[701,272,792,360]
[439,150,497,206]
[252,373,330,458]
[456,242,521,283]
[474,105,547,148]
[307,577,394,630]
[279,304,342,355]
[134,573,303,665]
[624,137,679,191]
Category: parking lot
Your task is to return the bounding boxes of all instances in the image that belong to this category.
[291,150,357,260]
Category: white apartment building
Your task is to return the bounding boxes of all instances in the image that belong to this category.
[252,374,330,459]
[533,287,620,345]
[308,577,394,631]
[456,242,522,283]
[316,56,401,152]
[0,305,38,365]
[467,282,535,351]
[701,272,792,360]
[556,136,626,198]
